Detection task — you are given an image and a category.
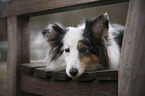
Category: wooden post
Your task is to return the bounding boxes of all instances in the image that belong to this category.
[7,16,30,96]
[119,0,145,96]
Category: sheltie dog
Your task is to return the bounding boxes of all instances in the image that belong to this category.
[42,13,124,78]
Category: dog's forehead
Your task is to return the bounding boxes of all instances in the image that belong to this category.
[63,27,84,48]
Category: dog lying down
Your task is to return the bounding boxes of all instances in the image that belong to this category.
[42,13,124,78]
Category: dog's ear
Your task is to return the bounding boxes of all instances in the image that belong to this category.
[42,28,50,38]
[85,13,109,39]
[42,24,65,41]
[42,24,65,60]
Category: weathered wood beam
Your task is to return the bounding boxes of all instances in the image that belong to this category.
[20,73,118,96]
[19,63,45,74]
[1,0,129,18]
[7,16,30,96]
[119,0,145,96]
[19,63,118,81]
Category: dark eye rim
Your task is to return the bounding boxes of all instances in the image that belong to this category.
[65,48,70,52]
[80,47,88,53]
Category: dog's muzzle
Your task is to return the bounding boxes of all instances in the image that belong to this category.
[69,68,78,77]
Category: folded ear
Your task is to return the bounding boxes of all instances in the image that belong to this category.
[85,13,109,39]
[42,28,50,38]
[42,24,66,60]
[42,24,65,41]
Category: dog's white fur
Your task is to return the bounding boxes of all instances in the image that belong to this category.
[63,27,84,77]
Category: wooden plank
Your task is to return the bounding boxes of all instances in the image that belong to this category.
[76,72,97,82]
[119,0,145,96]
[1,0,129,17]
[19,63,118,81]
[37,69,118,81]
[51,71,71,81]
[7,16,30,96]
[77,70,118,82]
[19,63,45,74]
[20,72,118,96]
[34,67,52,78]
[51,69,118,81]
[95,70,118,81]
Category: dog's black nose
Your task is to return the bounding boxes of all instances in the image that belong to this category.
[69,68,78,77]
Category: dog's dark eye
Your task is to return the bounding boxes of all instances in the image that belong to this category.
[80,47,88,53]
[65,48,70,52]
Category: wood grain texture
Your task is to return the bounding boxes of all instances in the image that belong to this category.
[7,16,30,96]
[20,72,118,96]
[34,67,52,78]
[19,63,118,81]
[76,72,97,82]
[1,0,129,17]
[77,70,118,82]
[19,63,45,74]
[119,0,145,96]
[51,71,71,81]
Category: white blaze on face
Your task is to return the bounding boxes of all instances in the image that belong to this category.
[63,27,84,78]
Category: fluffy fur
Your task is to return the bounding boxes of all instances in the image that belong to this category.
[42,13,124,78]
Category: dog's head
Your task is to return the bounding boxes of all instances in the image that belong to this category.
[42,13,110,78]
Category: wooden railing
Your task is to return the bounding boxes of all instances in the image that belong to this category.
[1,0,128,17]
[2,0,145,96]
[19,63,118,81]
[2,0,129,96]
[18,63,118,96]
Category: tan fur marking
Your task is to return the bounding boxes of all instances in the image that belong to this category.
[80,54,100,71]
[78,42,89,53]
[78,42,100,71]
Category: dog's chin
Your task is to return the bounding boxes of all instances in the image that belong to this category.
[67,74,82,79]
[68,75,80,79]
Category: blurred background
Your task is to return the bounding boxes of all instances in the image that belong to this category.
[0,1,128,96]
